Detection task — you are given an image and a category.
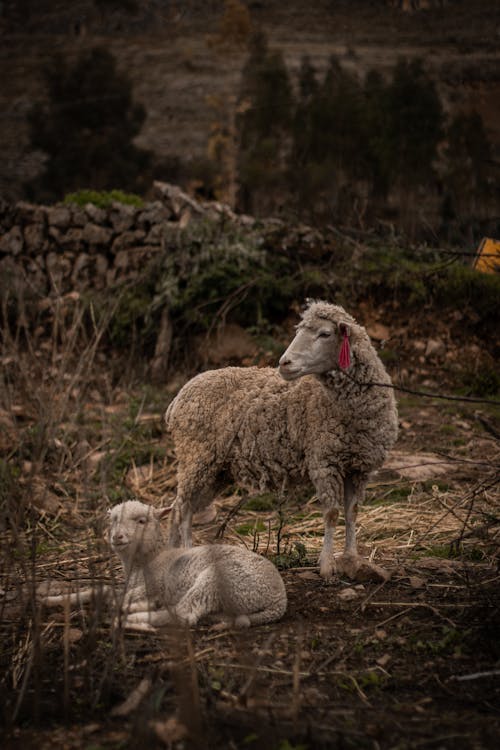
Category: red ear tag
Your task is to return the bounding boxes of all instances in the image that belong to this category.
[338,332,351,370]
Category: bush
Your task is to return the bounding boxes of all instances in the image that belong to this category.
[64,189,144,208]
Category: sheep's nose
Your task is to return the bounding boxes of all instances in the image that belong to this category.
[279,353,291,367]
[112,531,125,544]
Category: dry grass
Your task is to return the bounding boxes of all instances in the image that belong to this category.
[1,309,499,749]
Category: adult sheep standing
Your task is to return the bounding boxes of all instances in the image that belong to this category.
[165,300,398,580]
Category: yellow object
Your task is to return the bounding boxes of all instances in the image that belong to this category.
[473,237,500,274]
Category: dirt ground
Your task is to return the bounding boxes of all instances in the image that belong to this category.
[1,326,499,749]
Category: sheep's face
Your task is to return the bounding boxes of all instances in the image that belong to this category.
[279,318,347,380]
[108,501,168,559]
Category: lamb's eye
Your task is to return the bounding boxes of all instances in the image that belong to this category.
[137,517,146,525]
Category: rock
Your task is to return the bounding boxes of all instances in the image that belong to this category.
[59,227,84,251]
[109,203,137,232]
[111,230,146,252]
[23,222,47,253]
[338,587,359,601]
[47,206,71,228]
[153,181,204,218]
[197,324,257,365]
[84,203,107,225]
[82,222,113,246]
[425,338,446,358]
[138,201,169,226]
[28,478,62,515]
[71,253,90,283]
[0,226,23,255]
[382,450,454,481]
[336,553,390,582]
[367,322,390,341]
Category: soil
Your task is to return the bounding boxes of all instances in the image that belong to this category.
[1,308,499,749]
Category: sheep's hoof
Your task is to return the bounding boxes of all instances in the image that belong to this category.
[319,556,337,581]
[335,554,390,583]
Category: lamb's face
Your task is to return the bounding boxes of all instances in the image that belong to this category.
[108,501,163,559]
[279,317,343,380]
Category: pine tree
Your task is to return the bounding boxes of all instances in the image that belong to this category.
[27,46,151,202]
[236,32,294,214]
[384,58,443,191]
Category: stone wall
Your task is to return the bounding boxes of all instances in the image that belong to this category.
[0,182,246,300]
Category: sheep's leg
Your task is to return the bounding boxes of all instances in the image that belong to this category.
[318,507,340,579]
[314,470,344,580]
[169,454,219,548]
[167,496,186,548]
[337,475,389,582]
[343,475,364,556]
[167,496,194,547]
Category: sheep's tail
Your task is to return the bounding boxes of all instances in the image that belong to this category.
[164,397,177,431]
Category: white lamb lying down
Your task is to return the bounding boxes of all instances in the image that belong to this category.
[43,500,287,630]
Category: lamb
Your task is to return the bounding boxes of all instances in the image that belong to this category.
[165,300,399,580]
[42,499,287,629]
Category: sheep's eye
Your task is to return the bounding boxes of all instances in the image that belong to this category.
[136,517,146,525]
[318,331,331,339]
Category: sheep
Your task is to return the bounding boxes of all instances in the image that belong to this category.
[41,499,287,630]
[165,300,398,581]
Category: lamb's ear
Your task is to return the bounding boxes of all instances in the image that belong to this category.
[155,505,173,521]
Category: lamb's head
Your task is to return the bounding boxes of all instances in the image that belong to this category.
[108,500,170,563]
[279,301,357,381]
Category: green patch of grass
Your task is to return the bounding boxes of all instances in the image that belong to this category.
[338,669,387,693]
[460,362,500,397]
[64,189,144,208]
[271,541,309,570]
[235,520,267,536]
[416,542,484,562]
[379,347,399,365]
[370,486,412,506]
[277,740,309,750]
[245,493,277,511]
[414,626,471,657]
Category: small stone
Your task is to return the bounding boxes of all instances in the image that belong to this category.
[338,587,358,601]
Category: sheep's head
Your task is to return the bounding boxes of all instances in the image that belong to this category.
[279,301,356,380]
[108,500,170,561]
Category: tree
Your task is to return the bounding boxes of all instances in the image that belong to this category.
[236,32,294,215]
[207,0,252,53]
[27,46,151,202]
[384,58,443,193]
[289,55,368,222]
[442,110,493,223]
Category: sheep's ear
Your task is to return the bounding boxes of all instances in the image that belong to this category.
[155,505,173,521]
[339,322,351,338]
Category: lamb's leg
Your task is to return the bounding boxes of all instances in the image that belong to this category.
[121,608,176,629]
[40,585,111,607]
[174,569,219,626]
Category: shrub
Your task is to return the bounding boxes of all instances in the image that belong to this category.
[64,189,144,208]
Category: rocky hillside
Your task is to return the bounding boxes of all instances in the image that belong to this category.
[1,0,500,201]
